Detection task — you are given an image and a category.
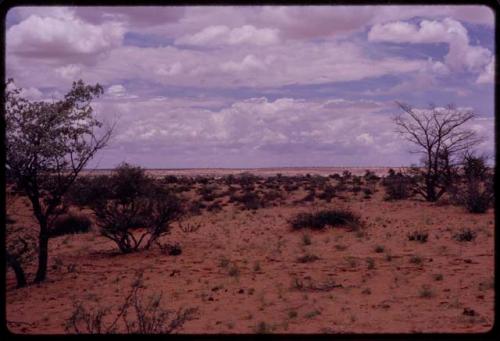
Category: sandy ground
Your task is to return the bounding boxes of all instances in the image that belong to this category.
[6,173,494,334]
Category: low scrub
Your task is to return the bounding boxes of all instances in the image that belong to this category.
[65,271,197,334]
[407,230,429,243]
[453,228,477,242]
[290,209,361,230]
[382,169,414,201]
[49,212,92,237]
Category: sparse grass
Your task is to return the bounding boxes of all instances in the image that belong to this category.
[409,255,423,265]
[345,256,357,268]
[335,244,348,251]
[302,233,312,246]
[361,288,372,295]
[384,253,393,262]
[433,273,444,281]
[254,321,273,334]
[304,310,321,319]
[366,257,375,269]
[419,285,434,298]
[253,261,261,272]
[228,264,240,277]
[478,278,494,291]
[219,256,230,268]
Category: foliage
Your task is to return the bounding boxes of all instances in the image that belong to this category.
[451,153,494,213]
[91,163,184,253]
[5,79,112,283]
[49,212,92,237]
[382,169,414,200]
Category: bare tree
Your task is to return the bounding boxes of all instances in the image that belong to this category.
[394,102,482,202]
[5,79,113,283]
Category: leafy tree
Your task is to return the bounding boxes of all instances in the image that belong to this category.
[394,102,481,202]
[5,79,112,283]
[90,163,184,253]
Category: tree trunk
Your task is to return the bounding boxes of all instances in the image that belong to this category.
[34,228,49,283]
[6,251,27,288]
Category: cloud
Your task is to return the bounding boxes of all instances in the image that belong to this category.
[175,24,279,46]
[476,57,494,84]
[55,64,83,80]
[368,18,492,73]
[107,84,127,97]
[7,8,125,62]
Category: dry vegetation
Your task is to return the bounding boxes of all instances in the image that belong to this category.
[6,166,494,333]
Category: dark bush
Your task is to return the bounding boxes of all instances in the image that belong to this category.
[453,228,477,242]
[382,170,413,200]
[461,184,492,213]
[364,170,380,182]
[261,189,284,206]
[452,154,493,213]
[188,200,205,215]
[407,230,428,243]
[318,185,336,202]
[64,175,112,207]
[290,209,361,230]
[163,175,178,184]
[239,191,262,210]
[158,242,182,256]
[198,185,216,202]
[329,173,342,180]
[50,212,92,237]
[91,164,184,253]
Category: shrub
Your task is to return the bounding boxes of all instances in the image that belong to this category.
[451,154,494,213]
[460,183,492,213]
[64,175,112,208]
[419,285,434,298]
[453,228,477,242]
[65,271,197,333]
[296,254,319,263]
[157,242,182,256]
[318,185,336,202]
[409,255,423,265]
[235,191,262,210]
[290,209,361,230]
[49,213,92,237]
[382,171,413,200]
[407,230,429,243]
[91,164,184,253]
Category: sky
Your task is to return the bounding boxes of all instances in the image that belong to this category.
[5,5,496,168]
